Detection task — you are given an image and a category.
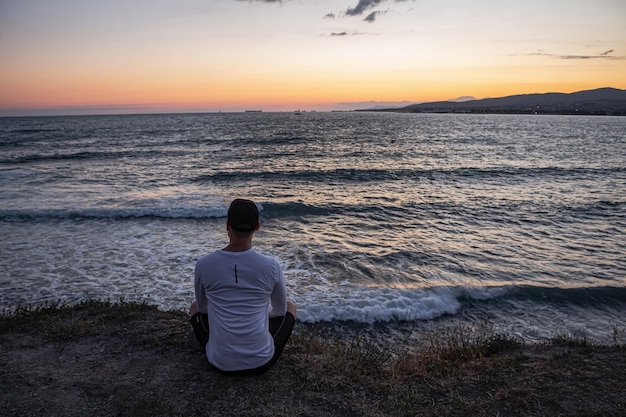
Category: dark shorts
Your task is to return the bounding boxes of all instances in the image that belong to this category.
[190,312,296,376]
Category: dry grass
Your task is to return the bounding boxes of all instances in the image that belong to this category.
[1,300,625,417]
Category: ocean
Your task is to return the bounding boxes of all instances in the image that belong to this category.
[1,112,624,344]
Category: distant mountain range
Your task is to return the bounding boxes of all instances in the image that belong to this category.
[365,87,626,115]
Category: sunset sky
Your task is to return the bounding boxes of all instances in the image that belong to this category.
[1,0,625,115]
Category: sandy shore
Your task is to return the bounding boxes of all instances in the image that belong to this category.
[1,301,625,417]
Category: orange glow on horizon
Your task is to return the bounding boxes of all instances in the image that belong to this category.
[4,79,624,113]
[2,0,625,115]
[3,34,626,112]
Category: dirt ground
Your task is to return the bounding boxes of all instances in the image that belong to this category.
[1,302,625,417]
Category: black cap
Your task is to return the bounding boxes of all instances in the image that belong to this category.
[227,199,259,232]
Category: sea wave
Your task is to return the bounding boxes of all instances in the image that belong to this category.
[193,166,625,184]
[0,150,173,165]
[296,284,626,324]
[1,198,622,222]
[0,206,227,221]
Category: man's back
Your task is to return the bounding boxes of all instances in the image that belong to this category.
[194,248,287,371]
[189,198,295,375]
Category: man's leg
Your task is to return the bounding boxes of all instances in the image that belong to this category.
[189,301,209,348]
[268,301,297,367]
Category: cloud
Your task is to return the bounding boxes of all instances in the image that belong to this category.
[449,96,477,102]
[338,0,412,22]
[346,0,385,16]
[363,10,387,23]
[529,49,625,60]
[327,31,370,37]
[336,100,415,110]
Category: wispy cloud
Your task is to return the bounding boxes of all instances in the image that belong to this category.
[529,49,625,60]
[327,31,369,38]
[336,100,415,110]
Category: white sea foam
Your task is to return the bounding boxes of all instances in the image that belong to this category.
[294,285,511,324]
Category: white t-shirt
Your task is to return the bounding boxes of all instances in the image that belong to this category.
[194,248,287,371]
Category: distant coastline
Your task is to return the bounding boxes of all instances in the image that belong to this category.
[359,87,626,116]
[3,87,626,117]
